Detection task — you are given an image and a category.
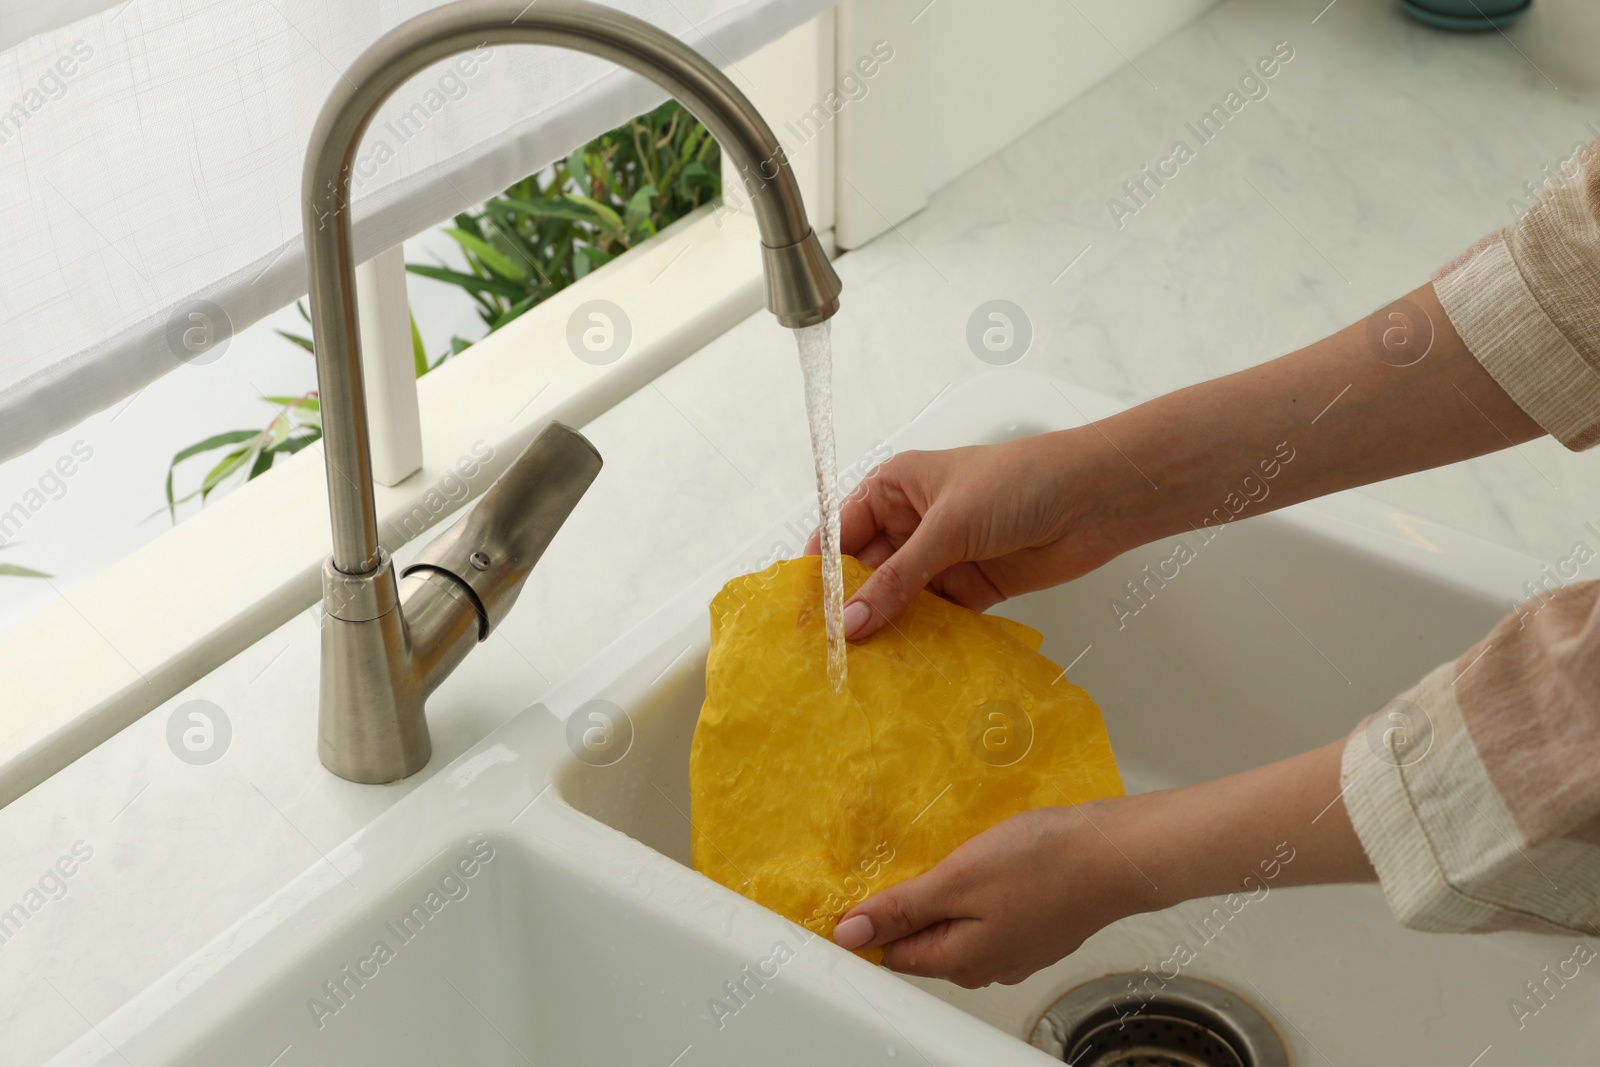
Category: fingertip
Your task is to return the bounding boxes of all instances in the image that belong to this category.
[833,913,875,951]
[842,600,873,640]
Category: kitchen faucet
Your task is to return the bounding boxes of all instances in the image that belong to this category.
[302,0,842,782]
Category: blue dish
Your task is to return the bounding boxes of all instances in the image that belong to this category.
[1397,0,1533,31]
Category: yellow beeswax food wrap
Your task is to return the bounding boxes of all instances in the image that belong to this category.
[689,555,1123,963]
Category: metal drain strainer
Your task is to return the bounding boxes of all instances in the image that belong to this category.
[1064,1013,1245,1067]
[1030,975,1287,1067]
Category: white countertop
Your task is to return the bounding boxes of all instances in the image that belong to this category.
[6,0,1599,1060]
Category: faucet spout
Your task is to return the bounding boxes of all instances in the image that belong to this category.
[303,0,841,576]
[303,0,840,783]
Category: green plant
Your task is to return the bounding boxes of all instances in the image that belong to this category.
[163,388,324,519]
[412,98,721,346]
[0,545,49,579]
[164,101,721,518]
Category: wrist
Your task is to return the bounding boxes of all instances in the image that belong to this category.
[1111,787,1299,912]
[1096,742,1375,916]
[1053,796,1176,922]
[1044,424,1174,562]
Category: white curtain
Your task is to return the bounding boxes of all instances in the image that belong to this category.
[0,0,829,463]
[0,0,124,52]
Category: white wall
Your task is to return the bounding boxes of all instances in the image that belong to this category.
[925,0,1219,191]
[829,0,1221,246]
[726,11,837,235]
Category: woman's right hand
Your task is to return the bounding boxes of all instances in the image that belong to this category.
[799,282,1553,642]
[805,429,1139,641]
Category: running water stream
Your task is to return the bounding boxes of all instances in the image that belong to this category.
[794,320,846,692]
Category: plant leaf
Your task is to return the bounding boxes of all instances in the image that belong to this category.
[679,161,713,199]
[261,395,319,412]
[275,329,314,353]
[489,293,539,332]
[197,443,259,502]
[248,447,276,480]
[484,217,545,286]
[405,263,525,300]
[410,314,428,378]
[443,228,526,281]
[624,185,659,240]
[566,148,588,192]
[498,196,610,229]
[165,429,261,520]
[169,430,261,465]
[277,432,321,456]
[263,413,292,450]
[565,194,625,238]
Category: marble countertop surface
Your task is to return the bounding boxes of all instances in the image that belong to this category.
[5,0,1599,1060]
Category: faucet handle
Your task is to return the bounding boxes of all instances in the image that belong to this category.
[403,422,603,636]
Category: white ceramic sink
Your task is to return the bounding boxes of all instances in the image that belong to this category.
[58,710,1036,1065]
[556,373,1600,1063]
[67,373,1598,1065]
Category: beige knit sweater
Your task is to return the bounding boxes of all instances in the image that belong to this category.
[1341,138,1600,936]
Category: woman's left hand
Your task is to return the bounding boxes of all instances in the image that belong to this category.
[830,740,1373,987]
[830,800,1161,988]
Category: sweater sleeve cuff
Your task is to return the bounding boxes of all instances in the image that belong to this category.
[1434,235,1600,451]
[1341,668,1502,933]
[1341,660,1597,935]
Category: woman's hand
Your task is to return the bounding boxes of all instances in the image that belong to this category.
[830,802,1160,988]
[808,285,1544,643]
[806,432,1141,641]
[830,741,1374,987]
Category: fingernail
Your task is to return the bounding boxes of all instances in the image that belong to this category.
[842,601,871,639]
[833,914,874,950]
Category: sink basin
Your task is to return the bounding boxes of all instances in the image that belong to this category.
[97,825,986,1065]
[556,373,1600,1063]
[65,372,1597,1065]
[61,716,1041,1065]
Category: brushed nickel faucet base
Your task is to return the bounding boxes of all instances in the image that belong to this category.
[318,553,433,784]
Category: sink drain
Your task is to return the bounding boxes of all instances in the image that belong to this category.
[1030,975,1286,1067]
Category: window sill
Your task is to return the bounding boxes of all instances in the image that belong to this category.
[0,203,822,808]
